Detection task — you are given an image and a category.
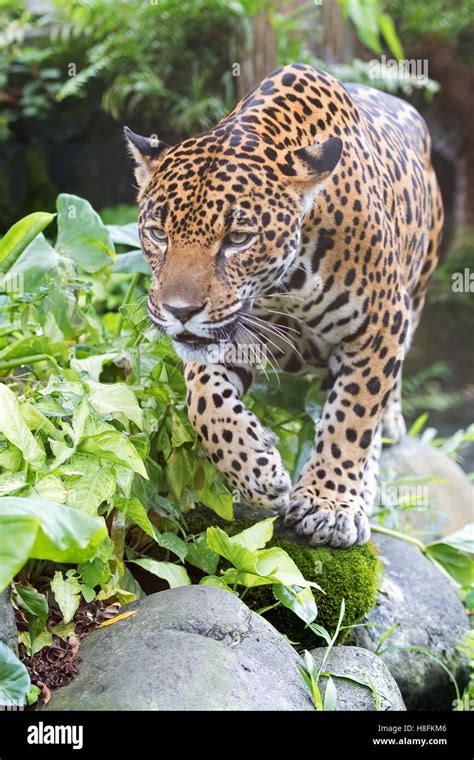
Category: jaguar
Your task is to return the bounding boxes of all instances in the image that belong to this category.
[124,63,443,548]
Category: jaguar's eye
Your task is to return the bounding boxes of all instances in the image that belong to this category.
[225,231,254,247]
[148,227,167,243]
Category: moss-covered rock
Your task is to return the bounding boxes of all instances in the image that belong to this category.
[185,504,380,647]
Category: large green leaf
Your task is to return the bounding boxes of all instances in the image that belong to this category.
[0,212,55,273]
[14,584,49,644]
[273,583,317,624]
[131,558,191,588]
[112,250,151,274]
[194,482,234,520]
[0,641,31,707]
[231,517,275,552]
[79,421,148,478]
[0,496,107,591]
[56,194,115,273]
[87,381,143,428]
[426,544,473,587]
[0,335,69,364]
[0,384,45,467]
[4,233,69,293]
[429,523,474,555]
[206,526,258,573]
[106,223,140,247]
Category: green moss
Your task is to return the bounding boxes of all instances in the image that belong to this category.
[186,506,380,647]
[244,537,379,647]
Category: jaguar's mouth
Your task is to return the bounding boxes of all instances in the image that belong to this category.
[173,331,216,347]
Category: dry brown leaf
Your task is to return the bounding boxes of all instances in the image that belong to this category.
[97,610,137,628]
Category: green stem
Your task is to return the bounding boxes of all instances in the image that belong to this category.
[115,272,141,337]
[0,353,55,371]
[370,523,426,553]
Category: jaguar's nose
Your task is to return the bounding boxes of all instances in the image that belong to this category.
[162,302,205,323]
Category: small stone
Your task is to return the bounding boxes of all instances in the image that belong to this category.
[350,533,470,710]
[308,645,406,710]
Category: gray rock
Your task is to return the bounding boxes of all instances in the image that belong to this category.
[308,646,405,710]
[380,436,474,542]
[0,588,17,654]
[350,533,470,710]
[46,585,314,711]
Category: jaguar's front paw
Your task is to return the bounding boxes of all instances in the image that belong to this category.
[281,487,370,548]
[246,453,292,512]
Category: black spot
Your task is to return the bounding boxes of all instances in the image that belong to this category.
[367,377,381,395]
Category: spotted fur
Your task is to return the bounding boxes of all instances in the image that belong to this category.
[125,64,443,548]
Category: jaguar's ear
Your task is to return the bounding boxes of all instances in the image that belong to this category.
[284,136,343,186]
[123,126,170,187]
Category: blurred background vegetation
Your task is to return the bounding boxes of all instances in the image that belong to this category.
[0,0,473,466]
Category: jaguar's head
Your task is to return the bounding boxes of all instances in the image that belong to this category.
[125,125,342,362]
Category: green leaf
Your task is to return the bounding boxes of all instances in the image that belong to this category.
[323,675,338,711]
[273,583,317,624]
[131,559,191,588]
[429,523,474,555]
[88,381,143,428]
[377,12,404,60]
[167,447,196,500]
[78,557,110,589]
[106,223,140,247]
[0,496,107,591]
[0,472,27,496]
[79,429,148,478]
[0,641,31,707]
[3,233,67,293]
[27,474,67,504]
[256,546,322,589]
[56,194,115,273]
[199,575,235,593]
[70,352,118,381]
[409,412,429,437]
[112,250,151,274]
[426,544,473,587]
[57,451,116,494]
[231,517,275,552]
[186,540,219,575]
[155,532,188,561]
[51,570,81,623]
[206,526,258,573]
[116,496,155,539]
[195,482,234,520]
[0,212,55,273]
[0,336,68,364]
[14,584,49,644]
[170,409,194,447]
[19,401,60,439]
[0,384,45,467]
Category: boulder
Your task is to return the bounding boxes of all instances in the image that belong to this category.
[350,532,470,710]
[380,436,474,542]
[45,585,314,711]
[308,645,406,710]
